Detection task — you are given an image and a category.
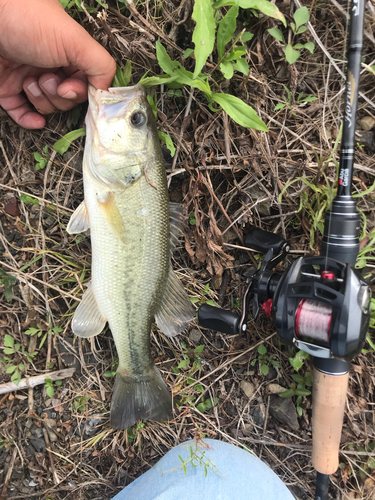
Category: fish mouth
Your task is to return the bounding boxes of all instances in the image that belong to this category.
[89,84,146,106]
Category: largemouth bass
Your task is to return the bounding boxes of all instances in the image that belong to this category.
[67,85,194,430]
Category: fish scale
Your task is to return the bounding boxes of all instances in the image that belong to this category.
[67,85,194,429]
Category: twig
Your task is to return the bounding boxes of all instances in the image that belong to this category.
[43,428,59,485]
[328,0,375,46]
[0,447,17,499]
[0,260,80,301]
[126,0,183,54]
[0,368,75,395]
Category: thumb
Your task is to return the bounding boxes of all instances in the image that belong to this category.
[61,21,116,90]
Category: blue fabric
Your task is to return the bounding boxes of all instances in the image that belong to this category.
[112,439,294,500]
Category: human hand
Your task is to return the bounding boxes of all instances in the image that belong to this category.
[0,0,116,129]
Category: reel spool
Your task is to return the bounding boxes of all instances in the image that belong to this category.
[295,299,332,344]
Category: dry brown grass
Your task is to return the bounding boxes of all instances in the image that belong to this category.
[1,1,375,499]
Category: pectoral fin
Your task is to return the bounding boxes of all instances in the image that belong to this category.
[72,282,107,338]
[67,201,90,234]
[98,192,126,244]
[155,267,195,337]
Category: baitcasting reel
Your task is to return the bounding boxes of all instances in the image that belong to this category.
[198,226,371,362]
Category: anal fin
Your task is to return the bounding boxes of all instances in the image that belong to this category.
[72,282,107,338]
[155,267,195,337]
[67,200,90,234]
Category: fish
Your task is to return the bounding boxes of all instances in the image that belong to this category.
[67,84,195,430]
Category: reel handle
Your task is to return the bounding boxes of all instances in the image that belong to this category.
[312,364,349,475]
[244,227,287,254]
[197,304,241,335]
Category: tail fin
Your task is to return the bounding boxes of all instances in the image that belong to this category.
[110,365,173,430]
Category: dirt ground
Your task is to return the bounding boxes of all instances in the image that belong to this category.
[1,1,375,499]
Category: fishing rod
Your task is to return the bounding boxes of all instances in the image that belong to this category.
[197,1,370,498]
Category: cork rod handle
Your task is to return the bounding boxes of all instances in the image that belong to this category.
[311,367,349,475]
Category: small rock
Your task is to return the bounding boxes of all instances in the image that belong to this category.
[30,424,43,439]
[210,274,222,290]
[359,116,375,131]
[47,430,58,443]
[269,394,299,431]
[44,418,57,429]
[240,381,255,399]
[251,404,266,428]
[242,423,253,436]
[267,383,287,394]
[4,195,20,217]
[356,130,374,152]
[29,438,46,453]
[189,329,202,343]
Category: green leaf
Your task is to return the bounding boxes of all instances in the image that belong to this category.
[211,93,268,131]
[301,95,318,103]
[158,131,176,157]
[34,152,44,161]
[191,78,212,97]
[155,42,194,85]
[18,363,24,371]
[24,328,40,336]
[55,380,63,386]
[205,299,216,307]
[295,388,311,397]
[192,0,216,77]
[11,370,21,384]
[289,350,309,372]
[241,32,254,42]
[258,344,267,355]
[296,26,308,34]
[112,61,132,87]
[291,374,305,383]
[178,358,190,369]
[285,44,300,64]
[4,348,15,355]
[260,364,269,376]
[238,0,286,26]
[367,457,375,469]
[53,128,86,155]
[183,48,194,59]
[267,28,284,43]
[217,5,239,59]
[6,365,16,374]
[0,268,16,301]
[197,402,207,413]
[297,406,303,416]
[4,335,14,348]
[19,194,39,205]
[46,386,54,398]
[194,345,205,354]
[232,58,249,76]
[293,6,309,30]
[303,42,315,54]
[138,74,180,87]
[220,60,234,79]
[45,377,53,386]
[279,389,295,398]
[274,102,286,111]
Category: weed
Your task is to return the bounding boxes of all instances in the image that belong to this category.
[0,267,16,301]
[162,441,221,477]
[24,315,63,350]
[34,145,49,170]
[0,334,37,385]
[279,350,311,416]
[0,434,14,450]
[268,6,315,64]
[251,343,280,376]
[44,378,63,398]
[190,283,216,307]
[274,84,317,113]
[189,211,197,226]
[72,395,91,412]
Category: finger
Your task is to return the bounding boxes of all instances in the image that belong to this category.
[23,77,58,115]
[62,28,116,90]
[39,73,86,111]
[0,94,46,129]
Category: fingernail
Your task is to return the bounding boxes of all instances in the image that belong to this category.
[42,78,58,95]
[60,89,78,100]
[27,82,42,97]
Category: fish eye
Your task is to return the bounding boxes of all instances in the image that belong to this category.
[130,111,147,127]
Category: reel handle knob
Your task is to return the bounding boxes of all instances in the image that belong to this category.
[244,228,287,255]
[198,304,241,335]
